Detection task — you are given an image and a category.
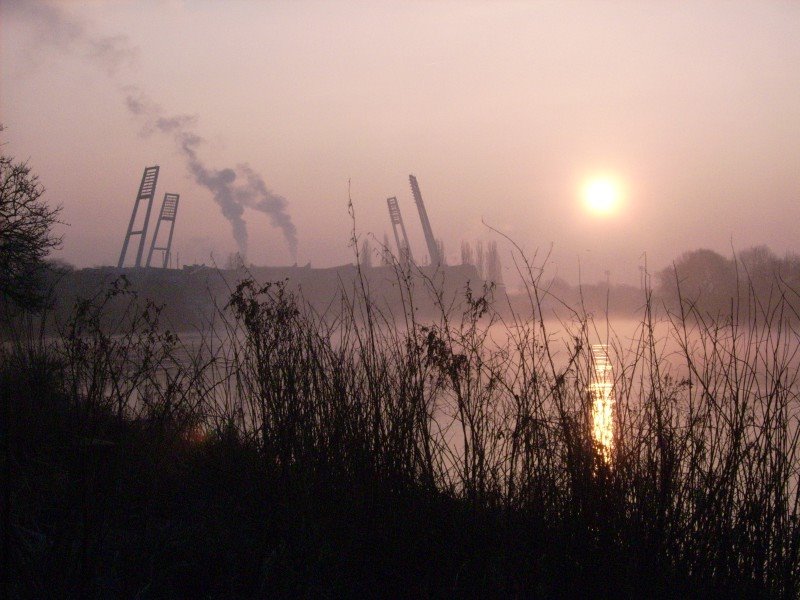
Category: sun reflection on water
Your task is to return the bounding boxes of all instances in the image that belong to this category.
[589,344,614,462]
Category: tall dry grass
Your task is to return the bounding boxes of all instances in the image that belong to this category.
[2,249,799,597]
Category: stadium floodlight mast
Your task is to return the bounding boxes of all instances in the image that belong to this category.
[146,193,180,268]
[118,166,159,268]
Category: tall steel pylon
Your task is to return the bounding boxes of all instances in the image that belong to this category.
[386,196,413,263]
[118,166,159,268]
[146,193,180,268]
[409,174,440,266]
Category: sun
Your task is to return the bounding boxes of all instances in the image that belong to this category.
[582,178,621,216]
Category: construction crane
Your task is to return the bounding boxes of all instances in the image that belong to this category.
[386,196,413,263]
[118,166,159,268]
[146,193,181,268]
[409,174,441,266]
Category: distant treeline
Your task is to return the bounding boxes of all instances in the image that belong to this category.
[657,246,800,317]
[8,244,800,337]
[512,245,800,321]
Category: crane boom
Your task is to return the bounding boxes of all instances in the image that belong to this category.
[387,196,413,263]
[409,174,440,266]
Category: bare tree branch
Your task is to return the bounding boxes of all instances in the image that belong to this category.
[0,153,62,309]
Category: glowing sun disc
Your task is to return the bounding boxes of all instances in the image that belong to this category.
[583,178,621,216]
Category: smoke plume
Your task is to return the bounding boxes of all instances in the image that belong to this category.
[5,1,136,76]
[7,0,298,261]
[124,87,299,258]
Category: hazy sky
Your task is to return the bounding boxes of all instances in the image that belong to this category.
[2,1,799,286]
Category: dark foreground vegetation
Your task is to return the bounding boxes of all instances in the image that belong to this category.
[3,249,800,599]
